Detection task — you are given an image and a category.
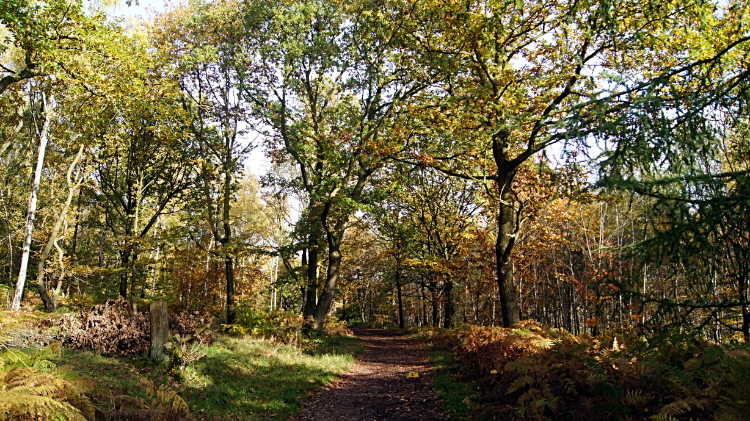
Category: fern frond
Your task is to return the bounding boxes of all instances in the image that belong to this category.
[561,377,578,396]
[657,397,706,418]
[1,364,95,421]
[506,359,544,374]
[0,389,86,421]
[153,385,191,414]
[649,415,679,421]
[507,374,535,394]
[622,389,646,407]
[517,387,543,406]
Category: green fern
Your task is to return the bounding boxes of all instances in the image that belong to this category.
[0,389,86,421]
[140,378,192,415]
[657,397,706,418]
[507,374,536,394]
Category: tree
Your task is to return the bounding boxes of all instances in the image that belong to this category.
[35,143,85,312]
[0,0,101,95]
[597,64,750,339]
[90,32,194,300]
[252,0,431,330]
[11,92,50,310]
[154,0,260,324]
[375,167,482,327]
[396,0,750,327]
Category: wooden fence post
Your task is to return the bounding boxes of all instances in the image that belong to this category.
[149,301,170,366]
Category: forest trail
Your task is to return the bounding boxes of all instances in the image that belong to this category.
[289,328,450,421]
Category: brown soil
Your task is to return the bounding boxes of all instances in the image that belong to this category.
[289,328,451,421]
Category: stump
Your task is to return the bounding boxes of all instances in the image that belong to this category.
[149,301,170,366]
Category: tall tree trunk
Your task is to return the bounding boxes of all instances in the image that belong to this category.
[432,290,438,327]
[36,145,84,312]
[303,230,320,319]
[496,175,521,327]
[738,267,749,341]
[225,256,236,324]
[314,235,342,331]
[12,96,50,311]
[421,282,427,327]
[119,249,130,297]
[1,187,14,290]
[396,272,405,329]
[300,248,308,313]
[443,280,454,328]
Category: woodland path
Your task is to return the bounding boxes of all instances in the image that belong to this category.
[288,328,451,421]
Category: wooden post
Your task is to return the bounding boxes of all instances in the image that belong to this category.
[149,301,170,366]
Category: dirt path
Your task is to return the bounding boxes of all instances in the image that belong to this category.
[289,328,450,421]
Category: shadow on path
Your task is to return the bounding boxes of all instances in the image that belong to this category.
[289,328,450,421]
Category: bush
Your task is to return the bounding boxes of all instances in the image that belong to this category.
[225,308,353,345]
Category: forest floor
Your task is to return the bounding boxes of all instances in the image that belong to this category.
[289,328,450,421]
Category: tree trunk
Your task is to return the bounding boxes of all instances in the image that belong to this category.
[739,272,749,342]
[443,280,454,328]
[119,249,130,297]
[225,257,236,324]
[12,97,50,311]
[432,293,438,327]
[396,272,405,329]
[300,248,308,312]
[303,231,321,320]
[496,176,521,327]
[313,235,342,331]
[36,145,84,313]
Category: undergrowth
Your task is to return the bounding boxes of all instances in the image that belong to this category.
[417,322,750,421]
[4,305,362,421]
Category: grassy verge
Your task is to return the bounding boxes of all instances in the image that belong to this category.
[52,333,363,421]
[412,328,478,421]
[428,350,477,420]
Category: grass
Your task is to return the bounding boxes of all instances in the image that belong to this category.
[428,349,478,421]
[51,333,363,421]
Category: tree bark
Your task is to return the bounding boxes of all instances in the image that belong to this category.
[303,230,321,319]
[443,280,454,328]
[12,96,50,311]
[225,257,236,324]
[313,235,342,331]
[119,249,130,297]
[496,175,521,327]
[396,272,405,329]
